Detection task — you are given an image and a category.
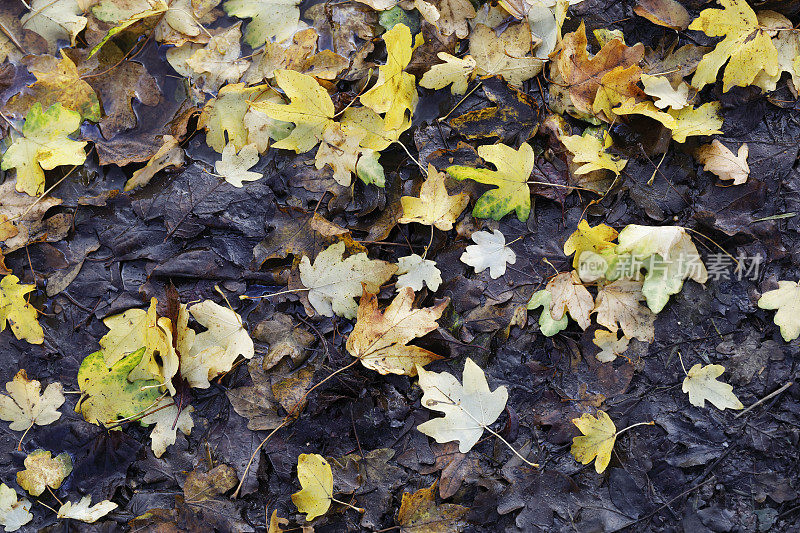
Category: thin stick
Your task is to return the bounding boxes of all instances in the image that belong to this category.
[734,381,793,419]
[232,421,287,499]
[240,287,311,300]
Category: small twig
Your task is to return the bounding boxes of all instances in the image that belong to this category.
[734,381,793,419]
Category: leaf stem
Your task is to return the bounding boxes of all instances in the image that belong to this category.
[482,425,539,468]
[232,420,287,499]
[614,420,654,438]
[330,496,365,514]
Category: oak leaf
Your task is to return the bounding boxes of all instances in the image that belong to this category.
[682,364,743,410]
[694,140,749,185]
[346,287,447,376]
[446,142,533,221]
[299,241,397,319]
[417,357,508,453]
[0,369,63,431]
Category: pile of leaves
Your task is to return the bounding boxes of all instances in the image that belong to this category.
[1,0,800,531]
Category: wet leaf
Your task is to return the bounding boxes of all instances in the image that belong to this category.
[460,229,517,279]
[57,496,117,523]
[396,254,442,292]
[571,410,616,473]
[224,0,302,47]
[758,280,800,341]
[0,275,44,344]
[546,271,594,330]
[292,453,334,521]
[396,481,468,532]
[17,449,73,496]
[0,483,32,532]
[215,143,262,187]
[695,140,749,185]
[0,369,63,431]
[399,165,469,230]
[527,290,569,336]
[682,364,743,410]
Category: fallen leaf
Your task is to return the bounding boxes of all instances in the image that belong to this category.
[560,129,627,177]
[419,52,476,94]
[0,483,32,532]
[593,329,630,363]
[0,180,64,255]
[682,364,743,410]
[417,357,508,453]
[184,464,238,501]
[215,143,263,187]
[396,482,468,532]
[200,83,273,153]
[124,135,185,191]
[184,23,249,93]
[57,496,117,523]
[633,0,690,30]
[0,274,44,344]
[399,165,469,230]
[253,313,315,369]
[688,0,778,91]
[757,280,800,341]
[21,0,87,52]
[347,287,447,376]
[470,23,543,86]
[666,102,724,143]
[140,397,194,458]
[563,220,618,269]
[546,271,594,330]
[292,453,334,521]
[75,349,161,427]
[640,73,689,110]
[416,0,476,38]
[446,142,533,221]
[460,229,517,279]
[571,410,616,473]
[299,241,397,319]
[695,140,749,185]
[527,289,569,336]
[224,0,302,47]
[17,449,73,496]
[0,369,63,431]
[1,103,87,196]
[360,23,418,130]
[396,254,442,292]
[593,280,655,342]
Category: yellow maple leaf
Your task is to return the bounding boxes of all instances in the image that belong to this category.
[0,369,63,431]
[360,23,418,131]
[688,0,779,91]
[0,274,43,344]
[346,287,447,376]
[419,52,476,95]
[563,220,618,269]
[16,449,73,496]
[249,69,334,153]
[398,165,469,230]
[682,364,743,410]
[291,453,333,521]
[571,410,617,473]
[560,129,627,176]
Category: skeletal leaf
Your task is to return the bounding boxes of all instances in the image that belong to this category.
[757,280,800,342]
[460,229,517,279]
[16,449,73,496]
[419,53,476,94]
[695,140,749,185]
[527,290,569,336]
[0,370,63,431]
[0,274,44,344]
[299,241,397,319]
[57,496,117,523]
[347,287,447,376]
[561,130,627,177]
[0,483,32,532]
[593,329,630,363]
[546,271,594,330]
[360,23,418,130]
[1,103,87,196]
[215,143,263,187]
[292,453,334,521]
[396,254,442,293]
[688,0,778,91]
[417,358,508,453]
[571,410,616,473]
[682,364,743,410]
[396,481,468,532]
[446,143,533,221]
[399,165,469,230]
[564,220,618,269]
